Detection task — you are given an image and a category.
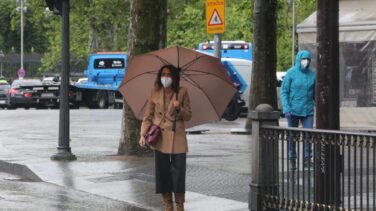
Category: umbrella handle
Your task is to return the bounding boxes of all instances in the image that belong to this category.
[172,90,179,132]
[172,115,177,132]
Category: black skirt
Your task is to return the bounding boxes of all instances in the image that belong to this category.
[154,150,186,193]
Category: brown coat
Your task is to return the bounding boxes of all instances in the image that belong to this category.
[140,86,192,154]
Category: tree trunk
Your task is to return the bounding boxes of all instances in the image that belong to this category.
[246,0,277,129]
[118,0,167,155]
[315,0,340,207]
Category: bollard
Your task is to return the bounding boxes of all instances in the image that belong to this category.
[249,104,280,211]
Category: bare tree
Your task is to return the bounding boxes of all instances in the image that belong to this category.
[315,0,340,206]
[118,0,167,155]
[246,0,278,129]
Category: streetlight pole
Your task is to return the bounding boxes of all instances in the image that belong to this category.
[16,0,26,79]
[50,0,76,161]
[20,0,24,69]
[0,50,4,77]
[288,0,296,66]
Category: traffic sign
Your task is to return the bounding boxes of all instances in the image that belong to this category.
[17,67,25,78]
[206,0,225,34]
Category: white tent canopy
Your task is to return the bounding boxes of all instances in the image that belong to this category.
[297,0,376,43]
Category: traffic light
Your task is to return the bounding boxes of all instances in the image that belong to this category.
[46,0,62,16]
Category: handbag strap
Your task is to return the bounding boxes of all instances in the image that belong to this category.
[157,90,175,127]
[157,110,167,127]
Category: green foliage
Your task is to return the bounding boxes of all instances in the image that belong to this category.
[0,0,48,53]
[0,0,17,52]
[167,3,208,48]
[39,0,130,73]
[167,0,253,48]
[0,0,316,74]
[223,0,253,42]
[276,0,316,72]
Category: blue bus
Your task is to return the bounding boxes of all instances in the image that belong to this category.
[197,41,252,61]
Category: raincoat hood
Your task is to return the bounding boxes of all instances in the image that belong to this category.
[295,50,312,72]
[280,50,316,116]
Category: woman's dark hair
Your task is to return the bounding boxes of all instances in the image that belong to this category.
[155,64,180,93]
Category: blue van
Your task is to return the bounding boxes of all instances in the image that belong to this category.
[197,41,252,61]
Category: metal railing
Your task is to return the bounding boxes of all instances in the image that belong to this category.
[260,125,376,210]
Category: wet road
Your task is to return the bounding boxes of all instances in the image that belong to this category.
[0,172,145,211]
[0,110,251,210]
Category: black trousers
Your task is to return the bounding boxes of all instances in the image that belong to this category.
[154,150,186,193]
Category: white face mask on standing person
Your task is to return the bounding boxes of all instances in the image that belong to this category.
[161,77,173,88]
[300,58,310,69]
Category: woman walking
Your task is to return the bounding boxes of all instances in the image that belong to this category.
[139,64,192,211]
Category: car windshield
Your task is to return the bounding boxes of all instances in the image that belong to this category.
[0,84,10,91]
[12,79,42,88]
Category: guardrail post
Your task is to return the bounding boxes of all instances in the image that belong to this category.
[249,104,280,210]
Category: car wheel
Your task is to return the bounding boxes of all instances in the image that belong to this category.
[36,105,47,110]
[70,102,79,109]
[87,96,97,109]
[97,91,108,109]
[7,105,16,110]
[222,99,241,121]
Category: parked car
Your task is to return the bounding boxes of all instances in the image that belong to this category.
[0,81,10,109]
[8,79,43,109]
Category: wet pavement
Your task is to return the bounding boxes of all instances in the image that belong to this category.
[0,110,251,210]
[0,172,146,211]
[0,109,375,210]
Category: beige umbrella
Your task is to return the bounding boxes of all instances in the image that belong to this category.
[118,46,237,128]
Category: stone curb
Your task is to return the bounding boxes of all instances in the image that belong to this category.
[0,160,42,182]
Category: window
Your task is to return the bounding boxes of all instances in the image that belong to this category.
[94,58,125,69]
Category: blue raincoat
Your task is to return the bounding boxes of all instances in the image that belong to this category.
[280,50,316,117]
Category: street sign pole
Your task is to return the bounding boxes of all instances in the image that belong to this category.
[51,0,76,161]
[214,34,222,59]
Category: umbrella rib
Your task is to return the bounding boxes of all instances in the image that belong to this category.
[182,69,235,87]
[118,71,158,90]
[137,100,149,118]
[148,54,171,66]
[177,46,180,68]
[180,73,228,119]
[181,55,208,70]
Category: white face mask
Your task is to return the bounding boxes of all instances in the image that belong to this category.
[161,77,173,88]
[301,59,310,69]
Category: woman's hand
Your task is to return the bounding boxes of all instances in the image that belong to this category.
[173,100,180,109]
[139,136,146,148]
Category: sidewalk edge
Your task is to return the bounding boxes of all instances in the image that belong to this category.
[0,160,42,182]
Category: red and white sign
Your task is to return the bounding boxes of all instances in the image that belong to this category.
[206,0,225,34]
[208,9,223,26]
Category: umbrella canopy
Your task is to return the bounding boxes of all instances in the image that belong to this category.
[118,46,237,128]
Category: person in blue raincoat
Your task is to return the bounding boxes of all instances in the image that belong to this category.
[280,50,316,170]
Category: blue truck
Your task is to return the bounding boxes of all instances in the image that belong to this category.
[17,52,126,109]
[74,51,250,122]
[197,40,252,61]
[74,52,126,109]
[74,51,250,116]
[19,50,252,119]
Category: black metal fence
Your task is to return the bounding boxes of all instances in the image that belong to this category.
[260,125,376,210]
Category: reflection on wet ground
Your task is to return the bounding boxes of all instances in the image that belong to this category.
[0,172,147,211]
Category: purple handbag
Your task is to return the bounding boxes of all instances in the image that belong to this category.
[145,123,161,146]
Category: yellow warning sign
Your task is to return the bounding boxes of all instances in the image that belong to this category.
[206,0,225,34]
